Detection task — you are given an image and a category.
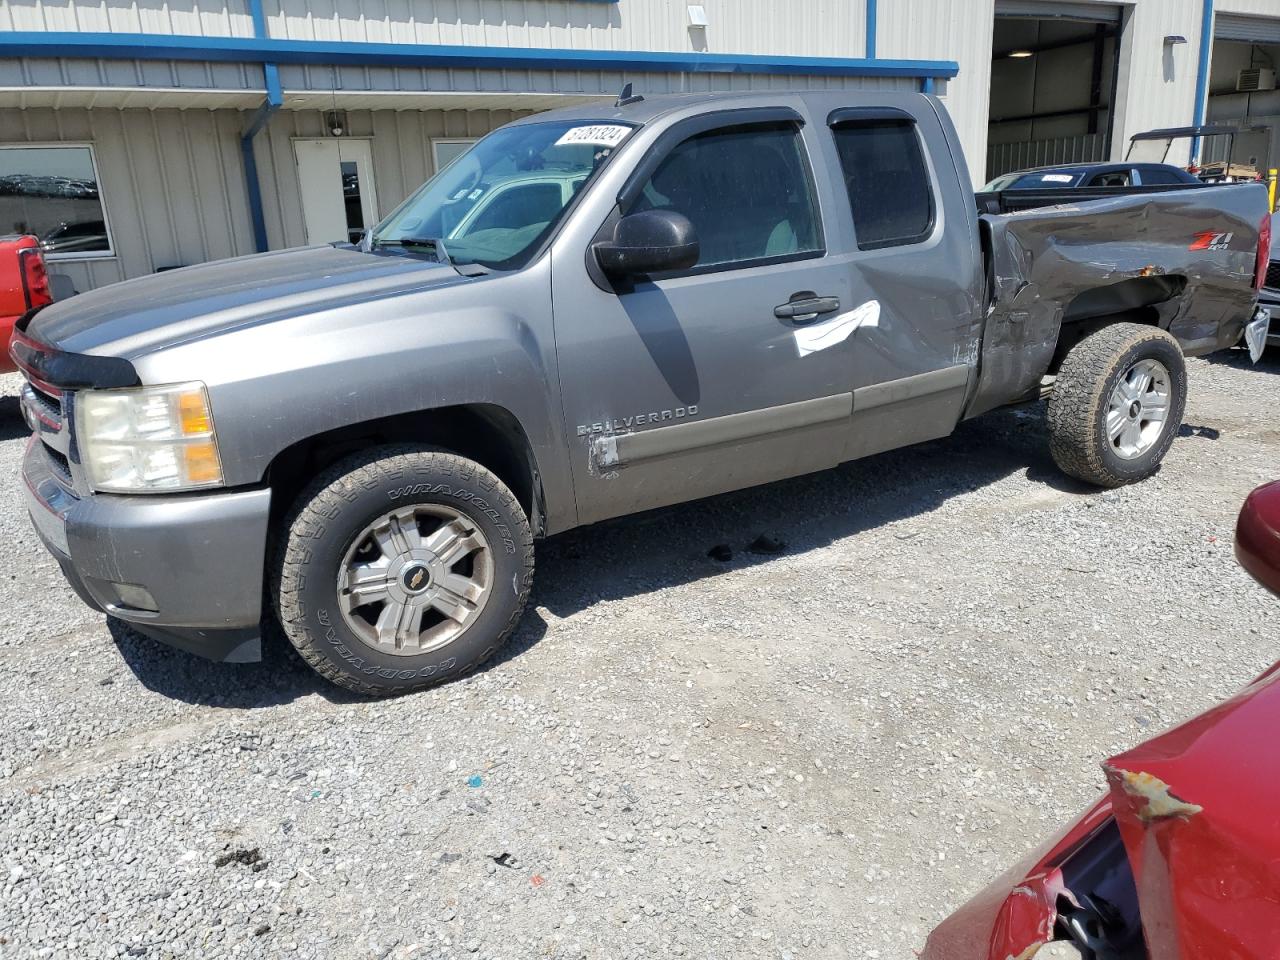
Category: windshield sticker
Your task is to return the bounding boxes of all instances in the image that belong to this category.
[1041,174,1074,183]
[555,125,631,148]
[795,300,880,357]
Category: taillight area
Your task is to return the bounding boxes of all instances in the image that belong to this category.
[1256,213,1273,291]
[18,243,52,311]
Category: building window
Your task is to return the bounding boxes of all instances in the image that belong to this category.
[431,139,477,174]
[0,144,113,258]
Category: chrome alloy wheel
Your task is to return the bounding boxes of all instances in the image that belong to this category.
[337,505,493,655]
[1105,358,1172,460]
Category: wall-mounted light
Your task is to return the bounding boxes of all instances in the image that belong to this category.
[1008,50,1034,59]
[1164,35,1188,46]
[325,110,347,137]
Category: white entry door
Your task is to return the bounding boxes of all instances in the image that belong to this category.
[293,138,379,245]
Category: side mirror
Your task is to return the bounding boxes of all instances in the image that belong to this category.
[593,210,699,278]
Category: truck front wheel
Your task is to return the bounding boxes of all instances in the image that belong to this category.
[273,445,534,696]
[1047,323,1187,488]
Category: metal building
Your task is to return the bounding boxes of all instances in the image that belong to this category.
[1,0,1278,292]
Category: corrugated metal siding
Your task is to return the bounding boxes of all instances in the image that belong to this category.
[3,0,872,57]
[986,133,1107,179]
[1217,0,1280,17]
[263,0,868,58]
[0,107,254,291]
[0,57,262,92]
[0,0,253,36]
[878,0,996,185]
[276,63,912,97]
[1109,0,1204,163]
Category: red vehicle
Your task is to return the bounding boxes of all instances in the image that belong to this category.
[924,494,1280,960]
[924,668,1280,960]
[0,234,54,374]
[1237,481,1280,599]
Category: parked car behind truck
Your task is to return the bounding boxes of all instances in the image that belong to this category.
[0,234,52,373]
[12,91,1273,696]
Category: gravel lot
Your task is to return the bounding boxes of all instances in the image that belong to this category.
[1,351,1277,960]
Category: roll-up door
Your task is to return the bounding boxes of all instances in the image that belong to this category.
[1215,14,1280,45]
[994,1,1121,22]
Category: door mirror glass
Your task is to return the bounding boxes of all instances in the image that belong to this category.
[594,209,700,278]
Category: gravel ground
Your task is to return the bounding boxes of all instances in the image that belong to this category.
[1,351,1277,960]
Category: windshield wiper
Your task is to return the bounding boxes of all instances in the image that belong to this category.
[375,236,449,261]
[371,236,489,275]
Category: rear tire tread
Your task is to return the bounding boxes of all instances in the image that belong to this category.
[1047,322,1186,488]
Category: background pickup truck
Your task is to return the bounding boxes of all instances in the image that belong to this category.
[11,91,1272,696]
[0,235,53,373]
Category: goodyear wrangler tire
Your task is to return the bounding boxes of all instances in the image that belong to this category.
[274,445,534,697]
[1048,323,1187,489]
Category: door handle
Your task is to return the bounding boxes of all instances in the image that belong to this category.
[774,294,840,323]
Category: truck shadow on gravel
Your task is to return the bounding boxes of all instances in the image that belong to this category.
[105,619,370,708]
[104,405,1077,706]
[1205,346,1280,374]
[530,403,1098,620]
[0,395,29,442]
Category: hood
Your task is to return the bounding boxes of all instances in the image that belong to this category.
[28,245,463,358]
[923,662,1280,960]
[1104,663,1280,960]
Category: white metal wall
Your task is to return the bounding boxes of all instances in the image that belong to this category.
[878,0,996,185]
[0,107,255,291]
[1,0,869,59]
[0,0,253,35]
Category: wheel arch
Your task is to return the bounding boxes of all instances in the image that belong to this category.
[1050,275,1189,375]
[265,403,548,537]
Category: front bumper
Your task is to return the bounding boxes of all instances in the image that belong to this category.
[22,437,272,662]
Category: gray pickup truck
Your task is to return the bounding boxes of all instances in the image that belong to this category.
[13,91,1272,696]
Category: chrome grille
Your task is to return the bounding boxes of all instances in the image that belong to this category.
[18,378,78,496]
[41,444,73,487]
[21,382,61,431]
[1267,261,1280,292]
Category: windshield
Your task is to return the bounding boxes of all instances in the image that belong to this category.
[370,120,634,269]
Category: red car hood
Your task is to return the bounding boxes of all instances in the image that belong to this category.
[924,663,1280,960]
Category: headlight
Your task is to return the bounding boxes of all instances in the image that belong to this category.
[75,382,224,493]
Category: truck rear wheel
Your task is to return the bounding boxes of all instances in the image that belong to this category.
[273,445,534,697]
[1047,322,1187,488]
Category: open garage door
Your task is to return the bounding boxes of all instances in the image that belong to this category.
[986,2,1124,183]
[1206,14,1280,178]
[994,1,1119,22]
[1216,14,1280,46]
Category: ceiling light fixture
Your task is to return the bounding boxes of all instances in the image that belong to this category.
[1009,50,1034,58]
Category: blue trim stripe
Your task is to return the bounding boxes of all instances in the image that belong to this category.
[0,32,959,79]
[1191,0,1214,165]
[241,0,279,254]
[865,0,877,59]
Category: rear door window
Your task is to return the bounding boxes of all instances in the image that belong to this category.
[1136,166,1189,185]
[626,122,822,270]
[1087,170,1132,187]
[830,119,935,250]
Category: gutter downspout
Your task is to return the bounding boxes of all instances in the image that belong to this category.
[865,0,877,59]
[1190,0,1214,165]
[242,0,281,254]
